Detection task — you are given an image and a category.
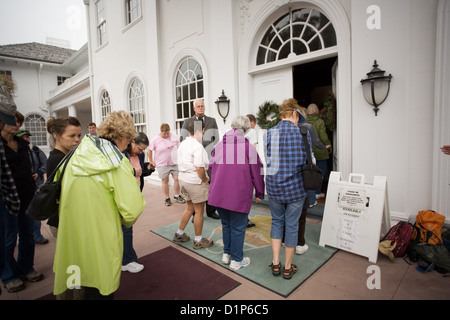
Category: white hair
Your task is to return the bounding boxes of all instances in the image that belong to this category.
[231,115,251,132]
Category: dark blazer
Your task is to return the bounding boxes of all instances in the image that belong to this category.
[180,115,219,157]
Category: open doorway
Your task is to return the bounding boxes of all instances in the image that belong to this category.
[293,56,337,209]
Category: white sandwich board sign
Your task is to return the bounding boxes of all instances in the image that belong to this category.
[319,172,391,263]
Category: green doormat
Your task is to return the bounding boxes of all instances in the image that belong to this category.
[151,209,337,297]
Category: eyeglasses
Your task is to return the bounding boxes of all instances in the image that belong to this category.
[135,145,147,152]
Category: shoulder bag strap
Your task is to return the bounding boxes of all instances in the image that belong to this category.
[299,126,313,165]
[47,145,78,182]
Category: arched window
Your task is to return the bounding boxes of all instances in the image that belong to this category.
[128,78,146,133]
[256,8,337,65]
[100,90,111,122]
[175,58,204,133]
[24,114,46,147]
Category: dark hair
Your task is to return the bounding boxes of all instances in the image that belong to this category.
[134,132,149,145]
[15,110,25,126]
[47,116,81,136]
[126,132,149,154]
[87,122,96,127]
[188,120,205,136]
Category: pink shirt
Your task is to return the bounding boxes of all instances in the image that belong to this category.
[129,156,141,182]
[149,133,180,167]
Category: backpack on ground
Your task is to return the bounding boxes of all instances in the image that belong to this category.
[443,229,450,252]
[380,221,413,258]
[406,242,450,274]
[411,210,445,245]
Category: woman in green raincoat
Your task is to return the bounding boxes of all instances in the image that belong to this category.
[53,111,146,299]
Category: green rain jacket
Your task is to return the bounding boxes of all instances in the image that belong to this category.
[306,115,331,161]
[53,136,146,296]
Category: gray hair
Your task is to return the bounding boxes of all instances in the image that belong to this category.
[231,115,251,132]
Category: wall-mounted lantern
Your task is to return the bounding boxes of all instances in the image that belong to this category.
[215,90,230,124]
[360,60,393,116]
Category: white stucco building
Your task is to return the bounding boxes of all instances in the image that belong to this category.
[81,0,449,224]
[0,42,92,153]
[2,0,449,225]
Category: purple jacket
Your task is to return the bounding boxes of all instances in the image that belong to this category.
[208,129,265,214]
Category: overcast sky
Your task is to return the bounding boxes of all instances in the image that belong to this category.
[0,0,87,50]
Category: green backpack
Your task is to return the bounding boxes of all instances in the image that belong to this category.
[407,242,450,274]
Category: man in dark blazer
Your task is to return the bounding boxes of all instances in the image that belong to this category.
[180,98,220,219]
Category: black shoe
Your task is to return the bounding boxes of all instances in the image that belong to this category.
[247,220,256,228]
[207,212,220,219]
[35,238,49,245]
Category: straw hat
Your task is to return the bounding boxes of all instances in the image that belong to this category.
[379,240,396,262]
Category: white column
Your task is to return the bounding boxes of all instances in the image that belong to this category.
[68,105,77,117]
[432,0,450,223]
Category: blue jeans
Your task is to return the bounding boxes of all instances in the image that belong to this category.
[217,207,248,262]
[1,203,36,285]
[269,197,305,247]
[122,225,137,265]
[33,220,45,242]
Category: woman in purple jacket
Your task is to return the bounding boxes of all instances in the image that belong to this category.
[208,115,265,271]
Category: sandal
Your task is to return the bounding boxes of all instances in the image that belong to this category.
[283,264,298,280]
[270,262,282,276]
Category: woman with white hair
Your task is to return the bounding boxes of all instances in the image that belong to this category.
[208,115,265,271]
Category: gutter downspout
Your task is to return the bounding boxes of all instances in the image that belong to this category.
[37,63,49,113]
[84,0,96,122]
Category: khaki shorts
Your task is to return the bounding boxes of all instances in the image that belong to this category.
[180,180,209,204]
[157,165,178,180]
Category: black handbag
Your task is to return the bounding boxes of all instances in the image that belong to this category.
[26,146,78,221]
[299,126,323,191]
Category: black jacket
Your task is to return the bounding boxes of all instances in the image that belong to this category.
[2,136,36,208]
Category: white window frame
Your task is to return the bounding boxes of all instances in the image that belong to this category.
[128,78,146,133]
[174,58,204,135]
[125,0,142,25]
[24,114,47,147]
[256,8,337,66]
[96,0,108,47]
[100,90,111,123]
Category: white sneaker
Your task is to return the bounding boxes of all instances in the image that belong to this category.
[229,257,250,271]
[121,261,144,273]
[309,201,317,208]
[296,244,309,255]
[316,193,325,199]
[222,253,231,264]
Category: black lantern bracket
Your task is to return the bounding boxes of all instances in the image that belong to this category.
[360,60,393,116]
[215,89,230,124]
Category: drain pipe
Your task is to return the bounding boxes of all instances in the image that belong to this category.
[84,0,96,123]
[37,63,48,113]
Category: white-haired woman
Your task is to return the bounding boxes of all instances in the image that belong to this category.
[208,115,265,271]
